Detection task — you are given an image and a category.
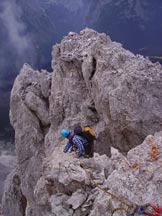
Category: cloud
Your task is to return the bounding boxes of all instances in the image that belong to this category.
[0,0,33,56]
[44,0,84,12]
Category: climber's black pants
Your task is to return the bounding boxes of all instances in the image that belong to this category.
[84,141,94,157]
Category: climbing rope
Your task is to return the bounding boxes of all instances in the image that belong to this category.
[112,207,129,216]
[90,177,132,208]
[79,159,162,216]
[79,159,132,209]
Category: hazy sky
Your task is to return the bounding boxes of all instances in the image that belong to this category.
[0,0,162,130]
[1,1,32,56]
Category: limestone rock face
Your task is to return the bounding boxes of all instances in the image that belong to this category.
[7,64,51,215]
[3,28,162,215]
[50,28,162,154]
[24,132,162,215]
[108,132,162,206]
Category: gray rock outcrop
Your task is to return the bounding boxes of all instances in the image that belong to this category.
[2,28,162,215]
[50,28,162,154]
[2,169,26,216]
[41,131,162,216]
[3,131,162,216]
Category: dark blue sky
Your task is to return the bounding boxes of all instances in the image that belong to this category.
[0,0,162,132]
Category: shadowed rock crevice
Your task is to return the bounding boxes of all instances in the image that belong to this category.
[85,101,100,123]
[87,102,97,113]
[20,192,27,216]
[89,57,96,80]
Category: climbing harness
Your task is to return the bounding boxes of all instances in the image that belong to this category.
[125,205,146,216]
[142,204,162,216]
[132,204,162,216]
[112,203,162,216]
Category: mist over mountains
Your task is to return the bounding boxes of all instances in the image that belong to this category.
[0,0,162,139]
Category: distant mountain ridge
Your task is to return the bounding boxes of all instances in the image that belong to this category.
[88,0,162,53]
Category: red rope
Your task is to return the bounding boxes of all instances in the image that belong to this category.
[144,204,162,216]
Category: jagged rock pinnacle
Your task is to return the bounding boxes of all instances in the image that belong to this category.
[2,28,162,215]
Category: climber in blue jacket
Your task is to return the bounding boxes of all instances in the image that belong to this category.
[60,128,88,158]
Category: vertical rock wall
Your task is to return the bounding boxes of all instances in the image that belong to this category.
[48,28,162,154]
[8,64,51,215]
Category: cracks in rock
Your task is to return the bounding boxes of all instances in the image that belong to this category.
[20,76,51,111]
[20,192,27,216]
[23,92,51,137]
[19,156,31,165]
[89,57,96,81]
[13,174,27,216]
[40,94,50,110]
[39,120,51,137]
[88,104,97,114]
[87,102,100,123]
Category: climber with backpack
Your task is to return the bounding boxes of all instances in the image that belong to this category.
[74,125,96,157]
[60,126,96,158]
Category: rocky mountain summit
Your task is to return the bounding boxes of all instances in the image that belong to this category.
[2,28,162,215]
